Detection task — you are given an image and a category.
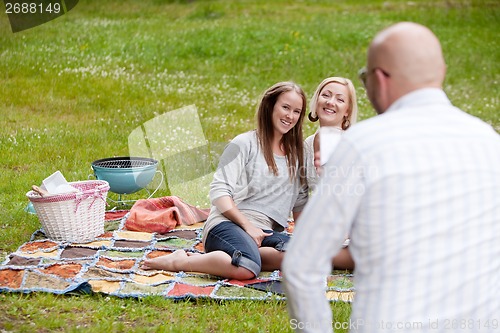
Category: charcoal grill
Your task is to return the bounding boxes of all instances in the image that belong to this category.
[91,156,163,206]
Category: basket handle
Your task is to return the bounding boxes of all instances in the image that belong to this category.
[74,185,109,213]
[31,185,50,197]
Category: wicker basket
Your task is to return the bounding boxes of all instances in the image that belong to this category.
[26,180,110,243]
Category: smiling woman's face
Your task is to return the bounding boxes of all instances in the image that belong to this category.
[272,90,303,137]
[316,82,350,127]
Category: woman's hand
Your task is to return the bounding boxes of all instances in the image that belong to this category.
[314,148,323,176]
[214,196,271,246]
[244,224,272,247]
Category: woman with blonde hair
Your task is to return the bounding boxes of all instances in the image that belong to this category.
[142,82,308,279]
[305,77,358,191]
[302,77,358,271]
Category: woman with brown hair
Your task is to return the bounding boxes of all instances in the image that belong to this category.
[142,82,309,279]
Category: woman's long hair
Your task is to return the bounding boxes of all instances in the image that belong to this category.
[256,82,307,185]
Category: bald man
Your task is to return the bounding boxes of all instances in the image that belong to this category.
[364,22,446,114]
[283,22,500,333]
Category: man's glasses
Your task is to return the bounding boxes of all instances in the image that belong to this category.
[358,67,390,87]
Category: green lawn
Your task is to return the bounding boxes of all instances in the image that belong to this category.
[0,0,498,331]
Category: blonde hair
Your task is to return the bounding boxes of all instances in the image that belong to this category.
[256,81,307,185]
[309,77,358,130]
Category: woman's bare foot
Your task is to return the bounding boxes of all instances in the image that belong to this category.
[141,249,189,271]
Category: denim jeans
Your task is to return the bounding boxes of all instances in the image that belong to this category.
[204,221,290,277]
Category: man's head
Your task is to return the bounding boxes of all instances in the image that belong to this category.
[361,22,446,114]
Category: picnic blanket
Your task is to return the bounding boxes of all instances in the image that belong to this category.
[0,212,354,301]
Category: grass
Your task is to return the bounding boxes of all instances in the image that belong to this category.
[3,293,332,332]
[0,0,498,331]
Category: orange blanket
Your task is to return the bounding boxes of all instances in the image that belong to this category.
[125,196,210,234]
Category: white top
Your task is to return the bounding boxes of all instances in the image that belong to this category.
[304,132,318,191]
[283,88,500,333]
[203,131,308,244]
[305,128,344,192]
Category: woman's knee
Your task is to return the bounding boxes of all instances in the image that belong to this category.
[231,267,256,280]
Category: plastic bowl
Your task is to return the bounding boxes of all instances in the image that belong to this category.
[91,157,158,194]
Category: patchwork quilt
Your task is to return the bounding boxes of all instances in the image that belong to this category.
[0,212,354,301]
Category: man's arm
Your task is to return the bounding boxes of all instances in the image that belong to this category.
[282,139,365,333]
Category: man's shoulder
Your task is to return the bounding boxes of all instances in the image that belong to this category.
[343,104,499,151]
[342,114,387,140]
